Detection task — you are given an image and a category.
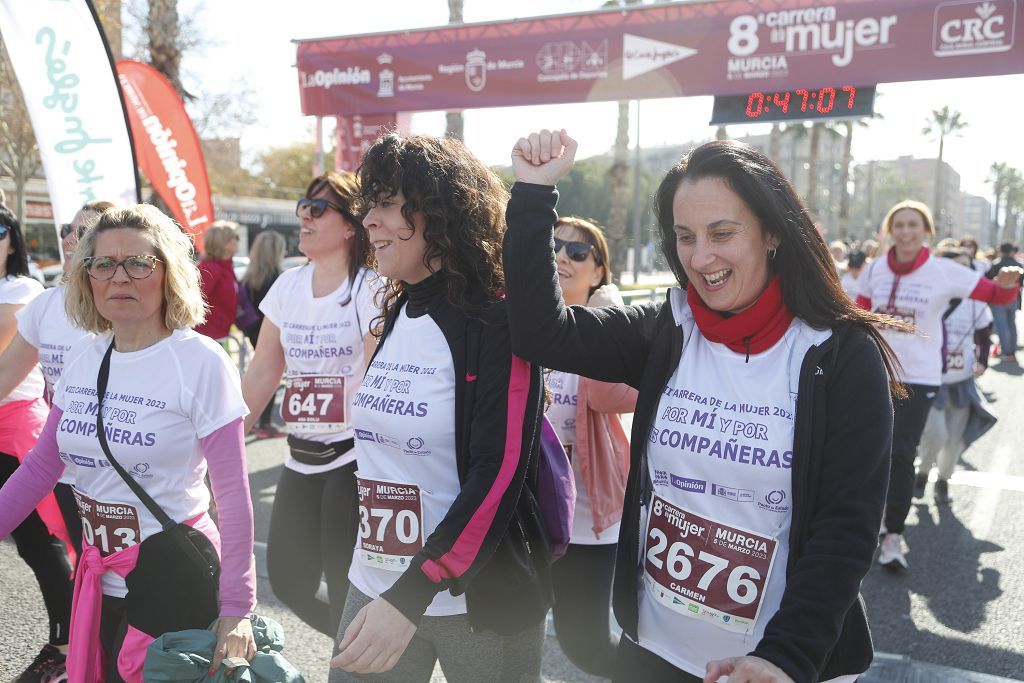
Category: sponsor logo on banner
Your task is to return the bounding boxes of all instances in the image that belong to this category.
[535,40,608,82]
[933,0,1016,56]
[377,53,395,97]
[711,483,755,503]
[300,66,371,89]
[653,468,670,487]
[758,489,790,513]
[465,48,488,91]
[670,475,707,493]
[725,5,898,80]
[622,33,697,80]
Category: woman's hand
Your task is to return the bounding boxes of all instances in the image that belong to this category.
[704,655,794,683]
[511,129,577,186]
[995,266,1023,289]
[330,597,416,674]
[210,615,256,675]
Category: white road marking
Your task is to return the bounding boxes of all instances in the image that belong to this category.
[963,446,1014,538]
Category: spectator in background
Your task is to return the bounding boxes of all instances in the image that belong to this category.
[841,249,868,300]
[829,240,848,267]
[195,221,241,342]
[240,230,287,438]
[862,238,879,259]
[986,242,1023,361]
[957,235,989,273]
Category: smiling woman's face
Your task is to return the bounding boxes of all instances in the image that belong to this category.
[89,228,165,327]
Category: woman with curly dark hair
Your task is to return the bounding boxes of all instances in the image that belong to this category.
[329,134,551,682]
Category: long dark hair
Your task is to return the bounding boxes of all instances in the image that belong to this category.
[654,140,905,396]
[357,133,508,333]
[0,205,30,278]
[304,171,371,305]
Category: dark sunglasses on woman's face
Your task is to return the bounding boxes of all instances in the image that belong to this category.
[0,225,8,239]
[296,197,345,218]
[553,237,595,263]
[59,223,86,239]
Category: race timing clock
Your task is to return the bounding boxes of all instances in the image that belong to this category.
[710,85,876,125]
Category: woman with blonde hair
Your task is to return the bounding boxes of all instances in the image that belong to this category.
[240,230,287,438]
[195,220,241,341]
[0,205,256,681]
[857,199,1021,571]
[545,215,637,678]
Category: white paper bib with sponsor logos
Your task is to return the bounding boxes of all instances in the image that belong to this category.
[356,474,424,571]
[347,304,464,616]
[635,291,830,678]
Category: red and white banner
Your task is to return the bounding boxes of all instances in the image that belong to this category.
[334,113,404,171]
[296,0,1024,116]
[0,0,140,227]
[116,59,214,250]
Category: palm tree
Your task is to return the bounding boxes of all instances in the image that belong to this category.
[147,0,190,100]
[806,123,824,216]
[444,0,464,140]
[836,114,881,241]
[768,123,782,165]
[922,106,967,230]
[987,161,1011,246]
[1001,168,1024,244]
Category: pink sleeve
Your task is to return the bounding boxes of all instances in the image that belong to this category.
[201,418,256,617]
[0,407,66,538]
[970,277,1020,306]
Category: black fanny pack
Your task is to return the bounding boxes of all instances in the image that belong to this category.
[287,434,354,466]
[95,340,220,637]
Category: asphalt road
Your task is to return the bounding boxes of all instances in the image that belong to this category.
[3,352,1024,681]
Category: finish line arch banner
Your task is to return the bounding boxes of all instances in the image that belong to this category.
[117,59,214,250]
[296,0,1023,116]
[0,0,140,226]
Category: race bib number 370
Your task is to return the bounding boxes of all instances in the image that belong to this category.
[283,375,346,431]
[356,475,424,572]
[643,494,778,634]
[73,489,140,557]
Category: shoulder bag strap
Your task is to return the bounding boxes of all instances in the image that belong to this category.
[95,339,177,532]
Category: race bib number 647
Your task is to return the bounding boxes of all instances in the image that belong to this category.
[643,494,778,634]
[282,375,346,431]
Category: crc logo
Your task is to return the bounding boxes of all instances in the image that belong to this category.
[934,0,1016,56]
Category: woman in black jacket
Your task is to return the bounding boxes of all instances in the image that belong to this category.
[329,133,551,682]
[504,130,901,683]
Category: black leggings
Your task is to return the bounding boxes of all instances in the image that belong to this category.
[612,635,702,683]
[0,453,73,645]
[267,459,358,637]
[551,542,619,677]
[885,384,938,534]
[99,596,129,683]
[54,482,83,558]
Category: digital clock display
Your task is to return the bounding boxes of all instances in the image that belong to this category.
[710,85,876,125]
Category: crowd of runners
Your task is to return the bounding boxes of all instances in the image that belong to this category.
[0,127,1020,683]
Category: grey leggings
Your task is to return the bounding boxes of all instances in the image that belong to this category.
[328,587,544,683]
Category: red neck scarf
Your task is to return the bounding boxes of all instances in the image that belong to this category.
[687,276,795,358]
[887,246,930,274]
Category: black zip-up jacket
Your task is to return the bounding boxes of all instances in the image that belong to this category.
[504,183,893,682]
[373,274,553,636]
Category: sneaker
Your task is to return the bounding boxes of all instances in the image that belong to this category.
[878,533,909,571]
[914,471,928,498]
[934,479,952,504]
[15,644,67,682]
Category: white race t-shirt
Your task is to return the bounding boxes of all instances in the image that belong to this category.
[548,370,619,545]
[636,290,830,679]
[53,329,248,596]
[941,299,993,384]
[260,264,378,473]
[347,305,464,616]
[858,256,981,386]
[840,270,860,300]
[0,275,45,405]
[16,285,94,392]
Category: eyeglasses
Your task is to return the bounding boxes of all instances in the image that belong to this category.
[296,197,346,219]
[84,255,162,281]
[553,237,596,263]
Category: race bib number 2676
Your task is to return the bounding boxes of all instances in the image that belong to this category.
[643,494,778,634]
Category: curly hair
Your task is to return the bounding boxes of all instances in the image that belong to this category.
[66,204,206,332]
[357,134,508,333]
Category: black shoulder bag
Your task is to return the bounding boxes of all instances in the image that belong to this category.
[95,339,220,637]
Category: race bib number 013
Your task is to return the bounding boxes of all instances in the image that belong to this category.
[73,489,140,557]
[643,494,778,634]
[283,375,346,431]
[356,474,424,572]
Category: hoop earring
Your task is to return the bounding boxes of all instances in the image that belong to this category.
[768,247,777,260]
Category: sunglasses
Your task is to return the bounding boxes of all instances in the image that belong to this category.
[553,237,596,263]
[83,255,162,281]
[0,225,8,239]
[60,223,87,239]
[296,197,347,219]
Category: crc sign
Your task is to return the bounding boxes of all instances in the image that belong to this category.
[934,0,1016,56]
